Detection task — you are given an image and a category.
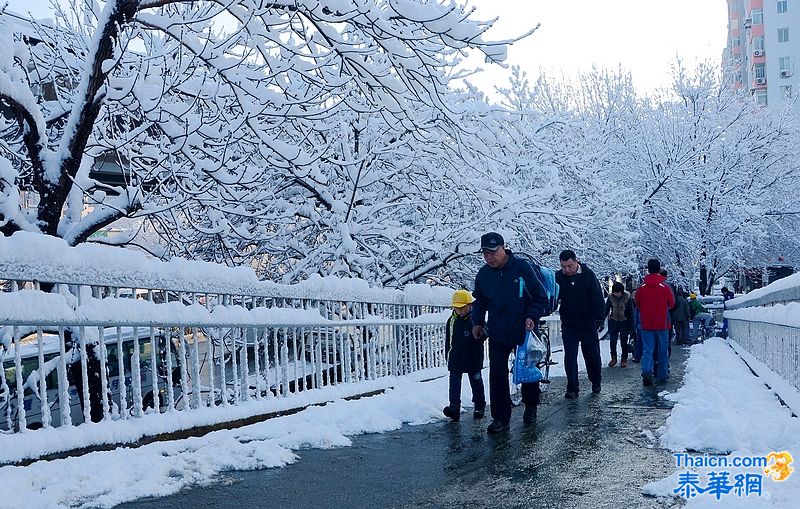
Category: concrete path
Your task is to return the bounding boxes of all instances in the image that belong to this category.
[119,346,688,509]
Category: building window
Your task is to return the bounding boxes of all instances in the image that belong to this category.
[752,8,764,24]
[780,56,792,71]
[732,37,741,47]
[755,90,768,105]
[754,36,766,50]
[755,63,766,79]
[782,85,792,98]
[731,18,740,29]
[778,0,788,14]
[779,28,790,42]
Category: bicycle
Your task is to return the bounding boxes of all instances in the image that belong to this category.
[696,317,717,343]
[510,320,556,406]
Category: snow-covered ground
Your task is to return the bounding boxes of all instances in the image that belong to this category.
[0,338,607,508]
[4,334,797,508]
[644,337,800,508]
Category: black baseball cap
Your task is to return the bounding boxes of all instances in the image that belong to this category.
[480,232,504,251]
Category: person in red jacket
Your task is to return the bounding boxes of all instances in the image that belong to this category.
[634,258,675,386]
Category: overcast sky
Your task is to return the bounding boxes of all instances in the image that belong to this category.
[4,0,729,98]
[465,0,729,97]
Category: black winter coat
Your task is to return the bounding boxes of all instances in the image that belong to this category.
[471,251,549,348]
[445,312,483,373]
[555,263,606,329]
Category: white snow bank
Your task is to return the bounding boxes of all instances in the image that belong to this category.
[728,272,800,308]
[643,338,800,507]
[0,289,450,329]
[725,302,800,328]
[0,367,453,508]
[0,231,452,305]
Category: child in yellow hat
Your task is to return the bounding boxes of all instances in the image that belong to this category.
[443,289,486,421]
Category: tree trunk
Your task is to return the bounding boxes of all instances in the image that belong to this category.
[699,265,709,295]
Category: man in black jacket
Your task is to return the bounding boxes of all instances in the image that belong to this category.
[471,232,549,433]
[555,249,605,399]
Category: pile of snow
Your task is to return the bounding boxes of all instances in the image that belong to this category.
[0,316,609,507]
[0,370,452,508]
[725,302,800,328]
[644,338,800,508]
[0,232,452,305]
[728,272,800,309]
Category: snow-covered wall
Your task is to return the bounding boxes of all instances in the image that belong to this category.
[724,271,800,393]
[0,232,452,305]
[726,271,800,310]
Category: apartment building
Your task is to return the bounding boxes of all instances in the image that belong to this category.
[726,0,800,107]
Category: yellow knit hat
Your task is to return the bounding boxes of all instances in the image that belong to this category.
[451,289,475,308]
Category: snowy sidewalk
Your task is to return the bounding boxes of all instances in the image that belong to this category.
[644,338,800,508]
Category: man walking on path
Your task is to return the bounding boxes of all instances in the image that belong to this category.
[555,249,605,399]
[471,232,549,433]
[635,259,675,386]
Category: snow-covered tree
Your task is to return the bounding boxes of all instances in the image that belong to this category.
[492,67,640,278]
[623,61,800,292]
[0,0,513,254]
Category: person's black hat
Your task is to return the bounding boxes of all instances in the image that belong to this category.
[480,232,504,251]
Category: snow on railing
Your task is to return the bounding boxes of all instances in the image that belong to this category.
[0,233,452,455]
[0,232,452,306]
[724,272,800,391]
[0,289,448,441]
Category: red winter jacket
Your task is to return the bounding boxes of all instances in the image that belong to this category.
[635,273,676,330]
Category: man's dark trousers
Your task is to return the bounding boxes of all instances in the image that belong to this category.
[562,323,602,394]
[488,341,540,425]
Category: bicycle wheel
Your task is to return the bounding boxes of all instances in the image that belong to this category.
[536,325,552,392]
[509,354,522,406]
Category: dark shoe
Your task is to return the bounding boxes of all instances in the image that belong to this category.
[473,405,486,419]
[642,374,653,386]
[564,391,579,399]
[443,405,460,421]
[486,420,510,434]
[591,384,601,394]
[523,404,537,424]
[607,357,617,368]
[620,359,628,368]
[631,357,640,363]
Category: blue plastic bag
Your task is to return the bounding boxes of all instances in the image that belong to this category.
[512,330,545,384]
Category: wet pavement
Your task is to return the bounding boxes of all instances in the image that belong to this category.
[119,346,689,509]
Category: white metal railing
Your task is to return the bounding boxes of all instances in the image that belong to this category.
[0,272,449,438]
[0,314,446,434]
[725,273,800,391]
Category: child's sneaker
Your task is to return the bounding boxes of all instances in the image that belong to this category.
[473,404,486,419]
[443,405,461,421]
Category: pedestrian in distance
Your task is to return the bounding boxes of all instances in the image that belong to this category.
[672,289,692,345]
[659,269,677,352]
[634,258,675,386]
[688,293,714,341]
[720,287,735,338]
[555,249,605,399]
[471,232,549,433]
[443,290,486,421]
[604,281,633,368]
[630,289,642,363]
